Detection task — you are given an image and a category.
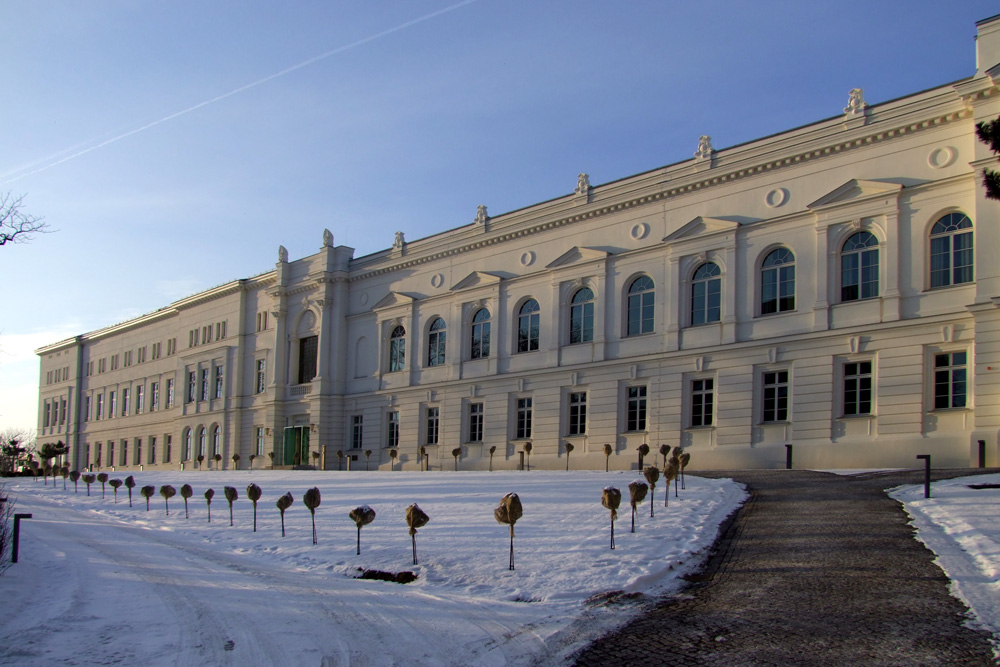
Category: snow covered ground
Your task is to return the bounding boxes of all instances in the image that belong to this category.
[0,470,745,666]
[891,473,1000,656]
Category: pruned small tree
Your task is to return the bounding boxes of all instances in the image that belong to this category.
[214,453,222,470]
[232,453,240,470]
[637,444,650,470]
[488,445,496,472]
[389,449,398,470]
[109,478,123,503]
[349,504,375,554]
[601,486,621,550]
[303,487,321,545]
[405,503,429,565]
[267,451,275,469]
[249,454,257,470]
[180,484,193,519]
[124,476,135,507]
[628,480,648,533]
[604,443,613,472]
[246,483,262,532]
[364,449,372,471]
[451,447,461,471]
[659,444,670,469]
[419,446,426,471]
[197,454,205,470]
[311,451,320,468]
[679,452,691,490]
[141,485,155,511]
[160,485,176,516]
[97,472,109,499]
[662,460,678,507]
[643,466,660,518]
[82,473,95,496]
[205,488,215,522]
[60,465,69,490]
[336,450,344,471]
[523,442,532,471]
[564,443,574,471]
[494,492,522,570]
[276,492,293,537]
[224,486,238,526]
[70,470,81,493]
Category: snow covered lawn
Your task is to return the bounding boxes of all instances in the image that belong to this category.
[0,470,744,666]
[891,473,1000,655]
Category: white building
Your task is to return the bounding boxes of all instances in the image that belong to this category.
[36,15,1000,472]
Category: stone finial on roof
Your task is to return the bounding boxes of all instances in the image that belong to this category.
[694,135,714,160]
[844,88,867,116]
[393,231,405,250]
[575,173,591,195]
[278,245,288,263]
[322,229,333,247]
[475,205,489,225]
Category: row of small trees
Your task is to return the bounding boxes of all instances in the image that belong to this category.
[602,446,691,549]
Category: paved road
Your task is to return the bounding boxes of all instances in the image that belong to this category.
[573,469,998,666]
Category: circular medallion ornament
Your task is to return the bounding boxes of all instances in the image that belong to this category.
[764,188,789,208]
[359,292,368,306]
[630,223,650,240]
[927,146,957,169]
[520,251,535,266]
[430,274,444,288]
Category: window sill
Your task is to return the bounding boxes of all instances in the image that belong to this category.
[925,282,975,293]
[755,310,797,319]
[838,413,876,419]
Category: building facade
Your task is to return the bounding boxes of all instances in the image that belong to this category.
[37,16,1000,472]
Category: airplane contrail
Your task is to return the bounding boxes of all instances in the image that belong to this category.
[2,0,481,185]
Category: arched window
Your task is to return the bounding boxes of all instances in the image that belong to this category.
[626,276,655,336]
[471,308,491,359]
[517,299,540,353]
[197,427,207,459]
[691,263,721,325]
[183,428,192,461]
[212,425,221,457]
[570,287,594,344]
[389,325,405,372]
[841,231,879,301]
[761,248,795,314]
[930,213,973,288]
[427,317,446,367]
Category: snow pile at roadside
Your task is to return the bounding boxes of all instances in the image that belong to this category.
[891,473,1000,654]
[0,470,744,666]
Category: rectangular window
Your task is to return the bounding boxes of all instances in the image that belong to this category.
[200,369,209,401]
[516,398,532,439]
[43,402,51,427]
[257,311,268,332]
[298,336,318,383]
[843,361,872,416]
[96,393,104,420]
[256,359,267,393]
[691,379,714,427]
[120,440,128,467]
[166,379,175,408]
[94,442,102,467]
[568,392,587,435]
[351,415,364,449]
[150,436,157,465]
[167,338,176,355]
[934,352,967,409]
[84,395,91,422]
[626,386,647,431]
[214,365,224,399]
[86,361,94,376]
[124,350,132,367]
[138,347,146,363]
[122,388,130,416]
[256,427,265,456]
[426,407,439,445]
[387,411,399,449]
[151,381,159,411]
[187,371,196,403]
[134,438,142,466]
[165,435,172,463]
[99,358,106,373]
[108,391,117,419]
[762,371,789,422]
[468,403,484,442]
[136,385,144,415]
[107,442,114,468]
[60,399,67,425]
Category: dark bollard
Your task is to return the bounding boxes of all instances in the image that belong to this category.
[979,440,986,468]
[917,454,931,499]
[12,513,32,563]
[785,444,793,470]
[519,451,525,471]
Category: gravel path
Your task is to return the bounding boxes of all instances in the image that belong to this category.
[572,469,998,666]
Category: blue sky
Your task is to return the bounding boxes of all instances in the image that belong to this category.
[2,1,997,434]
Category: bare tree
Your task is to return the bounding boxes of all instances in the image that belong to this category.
[0,192,48,246]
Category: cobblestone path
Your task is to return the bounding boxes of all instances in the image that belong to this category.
[572,469,998,666]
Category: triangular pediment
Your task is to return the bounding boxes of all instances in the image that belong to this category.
[450,271,503,292]
[372,291,416,310]
[545,246,609,269]
[664,217,740,242]
[807,179,902,210]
